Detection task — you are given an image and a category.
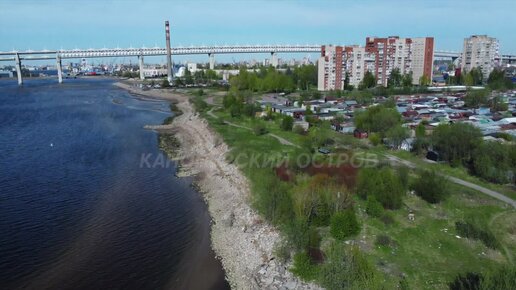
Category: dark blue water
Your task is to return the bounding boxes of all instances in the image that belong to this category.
[0,78,229,290]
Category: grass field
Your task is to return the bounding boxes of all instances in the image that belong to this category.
[355,182,515,289]
[190,91,516,289]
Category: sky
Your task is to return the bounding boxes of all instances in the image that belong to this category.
[0,0,515,64]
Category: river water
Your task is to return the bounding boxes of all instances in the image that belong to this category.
[0,78,229,289]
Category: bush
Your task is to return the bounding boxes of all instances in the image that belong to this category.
[280,115,294,131]
[450,265,516,290]
[253,123,268,136]
[330,208,361,240]
[455,221,499,249]
[411,170,450,203]
[161,79,170,87]
[380,213,395,226]
[449,272,482,290]
[252,171,293,225]
[481,264,516,290]
[356,167,405,209]
[273,239,291,263]
[291,251,320,281]
[369,133,381,146]
[366,196,383,217]
[375,234,393,247]
[293,125,306,135]
[320,244,383,289]
[191,96,208,112]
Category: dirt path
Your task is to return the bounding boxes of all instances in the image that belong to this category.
[385,153,516,208]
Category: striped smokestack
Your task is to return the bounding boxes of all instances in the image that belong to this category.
[165,21,173,83]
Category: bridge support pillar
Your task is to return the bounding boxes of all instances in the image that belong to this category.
[56,56,63,84]
[271,52,278,68]
[139,55,145,80]
[15,53,23,85]
[208,53,215,70]
[165,21,173,84]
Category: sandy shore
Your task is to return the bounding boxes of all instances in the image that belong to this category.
[115,81,321,289]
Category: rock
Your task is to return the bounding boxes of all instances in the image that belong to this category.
[285,280,298,289]
[222,211,235,227]
[258,266,267,276]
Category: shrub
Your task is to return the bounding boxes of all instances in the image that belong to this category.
[375,234,393,247]
[252,171,293,225]
[369,133,381,146]
[330,208,361,240]
[380,213,395,226]
[450,265,516,290]
[282,217,311,251]
[161,79,170,87]
[253,123,268,136]
[273,239,291,263]
[411,170,450,204]
[481,264,516,290]
[293,125,306,135]
[455,221,499,249]
[291,251,320,281]
[191,96,208,112]
[281,115,294,131]
[320,243,383,289]
[356,167,405,209]
[449,272,482,290]
[366,196,383,217]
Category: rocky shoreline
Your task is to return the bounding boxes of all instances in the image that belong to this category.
[115,81,321,290]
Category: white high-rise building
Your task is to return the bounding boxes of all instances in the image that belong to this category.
[342,45,375,88]
[461,35,500,80]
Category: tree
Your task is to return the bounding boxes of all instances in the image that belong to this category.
[431,122,482,166]
[388,68,402,88]
[402,72,413,87]
[344,71,350,90]
[464,89,489,109]
[161,79,171,87]
[365,196,383,217]
[330,208,361,240]
[356,167,405,209]
[205,69,219,81]
[281,115,294,131]
[411,170,450,203]
[385,125,410,149]
[184,68,194,85]
[359,71,376,89]
[354,105,402,137]
[293,64,317,90]
[252,123,268,135]
[472,141,515,184]
[490,96,509,112]
[419,74,431,86]
[464,67,483,85]
[487,68,514,91]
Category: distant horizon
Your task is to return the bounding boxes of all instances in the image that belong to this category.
[1,0,515,64]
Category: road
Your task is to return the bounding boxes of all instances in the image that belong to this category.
[385,154,516,208]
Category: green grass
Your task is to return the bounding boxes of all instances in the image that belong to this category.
[194,93,516,289]
[367,147,516,201]
[356,183,515,289]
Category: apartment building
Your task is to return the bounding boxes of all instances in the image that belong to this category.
[318,36,434,91]
[318,45,344,91]
[461,35,500,80]
[365,36,434,86]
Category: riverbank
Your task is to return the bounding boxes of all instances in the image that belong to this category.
[114,81,320,289]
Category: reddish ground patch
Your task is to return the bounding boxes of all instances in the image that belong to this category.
[275,163,358,188]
